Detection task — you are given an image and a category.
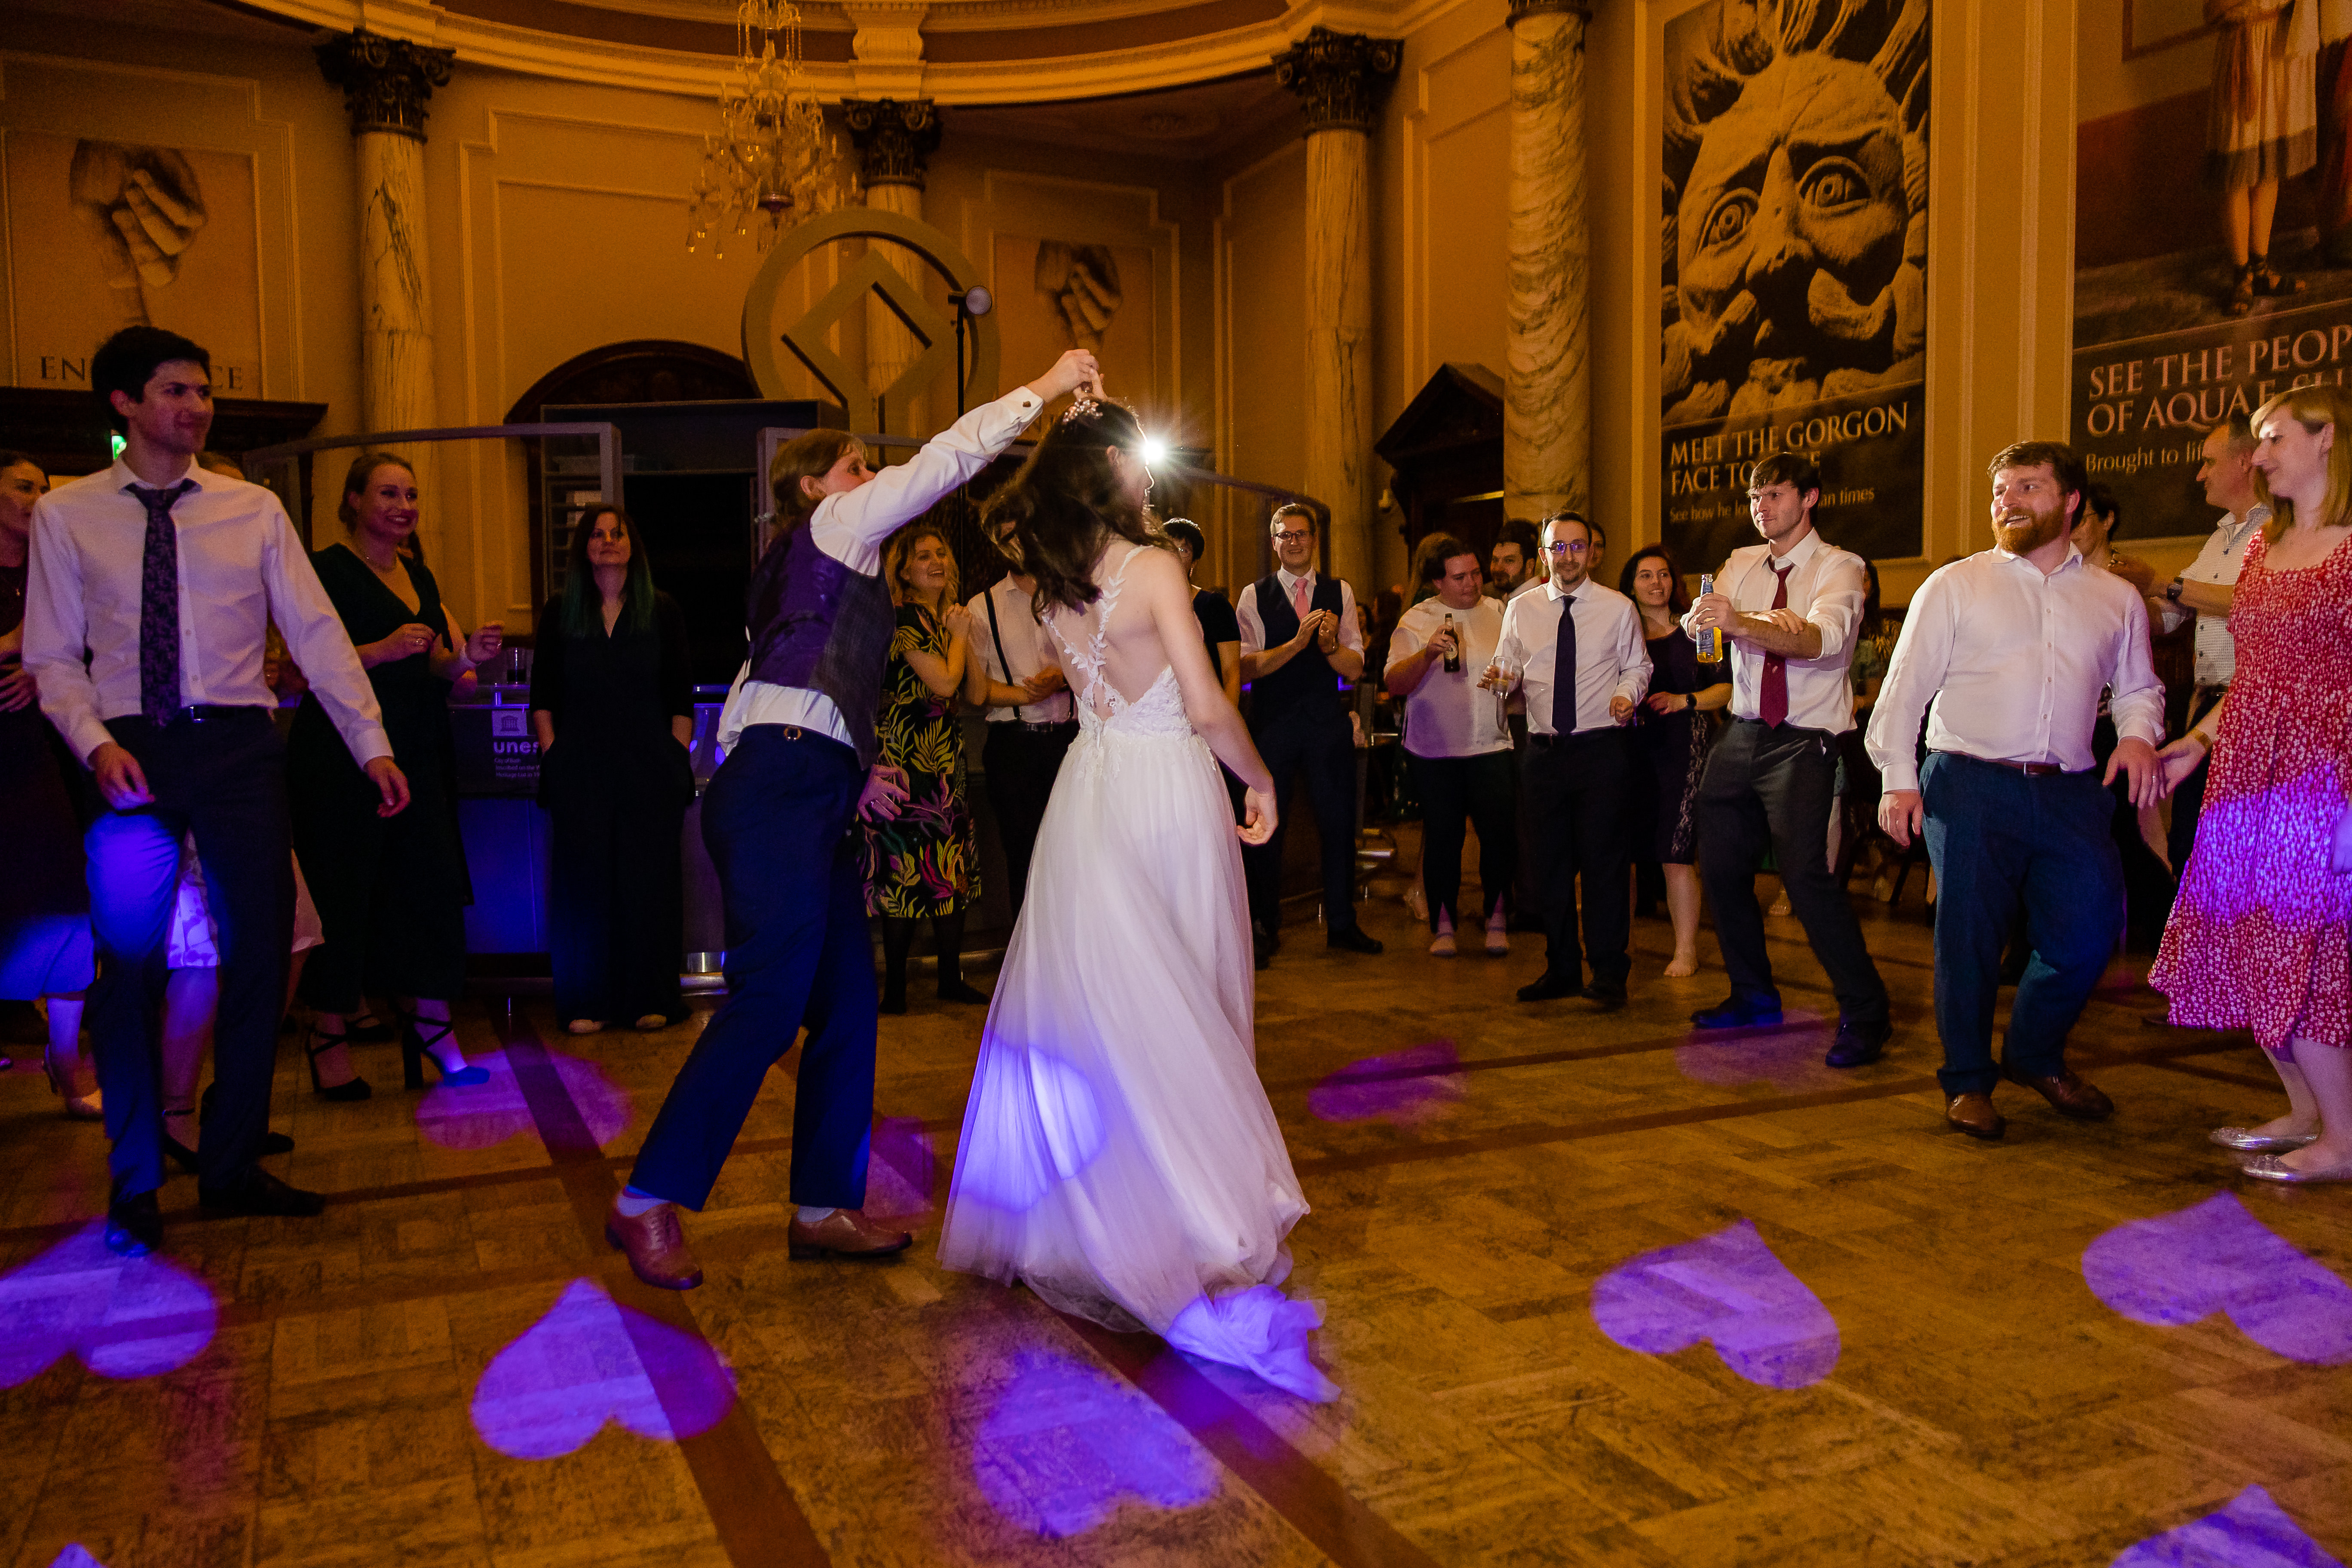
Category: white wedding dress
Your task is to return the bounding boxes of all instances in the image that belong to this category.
[938,545,1336,1401]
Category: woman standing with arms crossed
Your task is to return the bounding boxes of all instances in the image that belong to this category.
[2153,384,2352,1180]
[530,506,695,1035]
[1622,545,1730,977]
[289,453,498,1094]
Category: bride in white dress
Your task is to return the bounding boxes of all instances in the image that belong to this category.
[937,397,1337,1402]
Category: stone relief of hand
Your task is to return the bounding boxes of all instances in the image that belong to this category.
[1033,241,1123,352]
[68,141,208,326]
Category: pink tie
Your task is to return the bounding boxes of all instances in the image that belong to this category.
[1292,574,1312,619]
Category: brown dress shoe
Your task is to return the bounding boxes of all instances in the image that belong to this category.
[788,1207,913,1261]
[1945,1093,2006,1140]
[2005,1066,2114,1121]
[606,1201,704,1290]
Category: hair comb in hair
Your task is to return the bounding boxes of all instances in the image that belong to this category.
[1059,398,1102,426]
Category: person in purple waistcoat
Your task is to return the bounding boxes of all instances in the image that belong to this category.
[605,347,1100,1290]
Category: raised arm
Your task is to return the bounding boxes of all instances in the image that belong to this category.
[1138,549,1276,841]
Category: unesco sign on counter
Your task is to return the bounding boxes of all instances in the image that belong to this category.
[451,699,541,797]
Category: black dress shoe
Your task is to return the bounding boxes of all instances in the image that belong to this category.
[1327,925,1384,954]
[105,1183,162,1257]
[198,1085,295,1156]
[1825,1018,1892,1068]
[1690,995,1783,1029]
[1517,971,1583,1002]
[1580,982,1629,1011]
[198,1167,326,1218]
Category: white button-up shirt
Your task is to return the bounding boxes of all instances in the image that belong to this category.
[1864,546,2165,793]
[1494,578,1652,737]
[2155,505,2265,688]
[24,458,390,766]
[969,575,1074,724]
[1236,567,1365,655]
[1679,529,1868,733]
[1387,594,1509,758]
[720,385,1044,751]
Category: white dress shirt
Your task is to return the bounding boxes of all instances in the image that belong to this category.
[24,458,390,766]
[1678,529,1868,733]
[2153,505,2265,687]
[969,575,1074,724]
[719,385,1044,750]
[1494,578,1652,736]
[1387,594,1509,758]
[1864,546,2165,794]
[1236,566,1365,655]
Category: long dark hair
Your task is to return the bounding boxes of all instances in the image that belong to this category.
[561,505,657,636]
[981,398,1164,615]
[1619,543,1691,619]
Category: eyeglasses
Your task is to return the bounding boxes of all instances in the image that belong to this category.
[1544,541,1589,556]
[1274,530,1316,545]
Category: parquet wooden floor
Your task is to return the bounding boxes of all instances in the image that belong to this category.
[3,862,2348,1568]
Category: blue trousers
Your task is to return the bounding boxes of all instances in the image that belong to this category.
[1921,752,2124,1097]
[85,711,293,1196]
[627,726,877,1211]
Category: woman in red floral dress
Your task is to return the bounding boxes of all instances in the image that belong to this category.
[2152,384,2352,1182]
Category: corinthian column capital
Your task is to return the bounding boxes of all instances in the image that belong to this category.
[842,98,942,190]
[1272,27,1402,134]
[315,28,454,141]
[1507,0,1593,24]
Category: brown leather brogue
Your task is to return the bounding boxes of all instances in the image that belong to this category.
[2006,1066,2114,1122]
[1945,1092,2006,1140]
[788,1207,913,1261]
[606,1201,704,1290]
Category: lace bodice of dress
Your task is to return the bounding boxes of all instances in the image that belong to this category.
[1045,544,1195,741]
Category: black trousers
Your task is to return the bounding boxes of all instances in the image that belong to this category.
[1244,705,1360,934]
[1409,749,1517,929]
[628,726,876,1211]
[84,710,292,1195]
[1696,719,1889,1024]
[545,747,689,1026]
[1522,730,1634,986]
[982,721,1078,918]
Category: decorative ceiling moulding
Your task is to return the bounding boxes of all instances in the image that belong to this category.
[843,0,928,93]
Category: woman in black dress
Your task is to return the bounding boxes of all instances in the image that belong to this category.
[288,453,500,1093]
[529,506,695,1035]
[1621,545,1731,977]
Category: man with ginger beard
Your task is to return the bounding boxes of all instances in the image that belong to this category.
[1865,440,2165,1142]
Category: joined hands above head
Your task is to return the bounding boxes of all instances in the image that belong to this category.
[1024,349,1104,407]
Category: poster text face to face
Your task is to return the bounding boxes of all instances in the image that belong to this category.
[1660,0,1931,571]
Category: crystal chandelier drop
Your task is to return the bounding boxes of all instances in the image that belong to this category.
[687,0,852,257]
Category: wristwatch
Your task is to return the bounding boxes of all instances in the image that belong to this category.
[2165,578,2185,603]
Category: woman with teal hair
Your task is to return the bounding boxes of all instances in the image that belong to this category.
[530,505,696,1035]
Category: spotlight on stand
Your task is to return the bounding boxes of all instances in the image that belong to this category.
[949,286,994,416]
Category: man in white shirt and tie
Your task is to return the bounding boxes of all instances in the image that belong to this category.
[1237,502,1382,961]
[965,512,1077,918]
[1484,513,1652,1006]
[1684,453,1892,1064]
[2151,416,2266,874]
[1866,440,2165,1141]
[23,327,408,1255]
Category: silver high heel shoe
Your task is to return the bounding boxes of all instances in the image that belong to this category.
[2210,1127,2319,1154]
[2240,1151,2352,1184]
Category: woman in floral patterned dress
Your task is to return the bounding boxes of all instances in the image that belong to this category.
[865,522,987,1013]
[2152,384,2352,1182]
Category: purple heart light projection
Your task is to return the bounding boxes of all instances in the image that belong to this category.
[2083,1193,2352,1365]
[0,1221,217,1387]
[1590,1219,1840,1389]
[47,1548,104,1568]
[2110,1485,2344,1567]
[416,1047,631,1151]
[1307,1041,1466,1125]
[470,1279,736,1459]
[953,1052,1107,1213]
[974,1351,1217,1537]
[864,1115,937,1221]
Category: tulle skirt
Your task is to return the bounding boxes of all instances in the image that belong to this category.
[938,720,1333,1399]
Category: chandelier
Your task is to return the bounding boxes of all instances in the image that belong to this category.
[688,0,852,257]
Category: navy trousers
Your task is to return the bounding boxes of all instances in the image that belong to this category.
[1244,704,1361,935]
[85,710,293,1196]
[1920,752,2124,1097]
[628,726,877,1211]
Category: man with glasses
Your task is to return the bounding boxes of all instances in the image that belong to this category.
[1683,453,1892,1066]
[1237,503,1383,963]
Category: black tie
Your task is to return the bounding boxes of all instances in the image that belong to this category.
[1556,588,1577,735]
[130,480,198,723]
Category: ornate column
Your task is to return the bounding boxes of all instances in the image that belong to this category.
[1275,28,1398,595]
[1504,0,1589,524]
[845,98,939,435]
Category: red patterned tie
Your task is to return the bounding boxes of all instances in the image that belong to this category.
[1758,559,1793,728]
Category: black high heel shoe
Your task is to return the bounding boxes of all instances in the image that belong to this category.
[399,1010,488,1089]
[163,1107,202,1175]
[306,1023,372,1101]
